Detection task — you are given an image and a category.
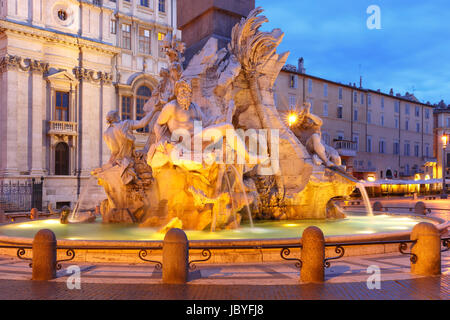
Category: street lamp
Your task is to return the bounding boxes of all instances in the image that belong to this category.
[442,134,448,199]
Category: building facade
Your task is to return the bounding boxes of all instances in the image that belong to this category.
[0,0,178,209]
[274,60,436,182]
[434,101,450,192]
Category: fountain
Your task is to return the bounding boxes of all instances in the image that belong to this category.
[0,8,447,263]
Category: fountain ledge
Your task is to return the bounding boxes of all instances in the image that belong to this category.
[0,214,447,265]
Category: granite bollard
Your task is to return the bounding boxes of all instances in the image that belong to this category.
[410,222,441,276]
[32,229,57,281]
[300,226,325,283]
[162,228,189,284]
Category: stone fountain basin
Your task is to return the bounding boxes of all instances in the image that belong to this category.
[0,213,447,264]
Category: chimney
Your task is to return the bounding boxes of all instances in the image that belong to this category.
[389,88,394,95]
[359,76,362,88]
[298,57,306,74]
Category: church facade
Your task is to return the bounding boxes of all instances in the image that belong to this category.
[0,0,178,209]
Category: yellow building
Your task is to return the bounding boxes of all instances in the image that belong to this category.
[434,101,450,192]
[274,59,436,182]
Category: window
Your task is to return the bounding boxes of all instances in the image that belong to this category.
[122,23,131,50]
[288,95,296,108]
[425,123,429,134]
[289,75,298,88]
[110,19,117,35]
[55,143,69,176]
[415,106,420,117]
[381,97,384,109]
[139,28,151,54]
[416,123,420,133]
[352,134,359,151]
[394,101,399,113]
[393,141,400,155]
[353,92,357,103]
[353,108,358,121]
[55,91,69,121]
[368,94,372,106]
[367,110,372,124]
[447,117,450,127]
[158,0,166,12]
[322,133,331,146]
[338,87,343,100]
[323,83,328,97]
[337,105,343,119]
[140,0,149,7]
[158,32,166,41]
[405,104,410,115]
[379,139,385,154]
[414,144,420,157]
[425,144,430,158]
[136,86,152,133]
[121,96,132,120]
[381,114,384,126]
[307,79,313,94]
[405,120,409,131]
[395,117,399,129]
[360,93,364,104]
[323,103,328,117]
[404,142,411,156]
[366,136,372,153]
[425,108,430,119]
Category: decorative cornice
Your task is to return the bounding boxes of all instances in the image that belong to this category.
[0,19,120,55]
[0,54,49,73]
[73,67,113,85]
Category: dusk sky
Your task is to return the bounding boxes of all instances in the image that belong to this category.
[256,0,450,105]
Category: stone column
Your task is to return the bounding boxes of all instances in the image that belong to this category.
[32,229,57,281]
[300,226,325,283]
[1,68,19,175]
[410,222,441,276]
[30,69,45,175]
[16,69,29,173]
[162,228,189,284]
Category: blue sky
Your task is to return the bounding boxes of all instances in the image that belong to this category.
[256,0,450,104]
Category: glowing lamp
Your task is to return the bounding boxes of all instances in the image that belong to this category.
[442,135,448,148]
[367,176,376,182]
[287,112,298,127]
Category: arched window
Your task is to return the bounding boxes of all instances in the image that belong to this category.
[55,143,70,175]
[135,86,151,133]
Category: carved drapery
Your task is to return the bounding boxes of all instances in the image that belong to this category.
[73,67,113,85]
[0,54,49,73]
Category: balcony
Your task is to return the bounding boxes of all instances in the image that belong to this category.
[47,121,78,136]
[333,139,357,157]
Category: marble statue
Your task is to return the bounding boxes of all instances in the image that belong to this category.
[87,7,355,229]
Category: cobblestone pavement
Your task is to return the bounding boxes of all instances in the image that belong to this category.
[0,251,448,300]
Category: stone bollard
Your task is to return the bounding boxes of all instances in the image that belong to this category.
[372,201,383,212]
[32,229,57,281]
[414,201,427,215]
[30,208,39,220]
[162,228,189,284]
[0,209,5,224]
[300,226,325,283]
[410,222,441,276]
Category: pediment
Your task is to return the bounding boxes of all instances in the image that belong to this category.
[46,70,78,83]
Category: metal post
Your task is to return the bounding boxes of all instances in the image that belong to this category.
[442,134,448,199]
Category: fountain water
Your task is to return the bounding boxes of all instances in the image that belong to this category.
[356,182,374,217]
[69,176,98,223]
